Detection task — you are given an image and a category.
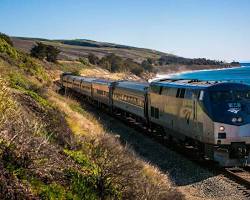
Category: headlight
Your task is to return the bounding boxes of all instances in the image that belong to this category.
[237,117,243,123]
[232,118,237,123]
[219,126,225,132]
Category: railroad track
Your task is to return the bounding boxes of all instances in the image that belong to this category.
[59,87,250,198]
[223,166,250,198]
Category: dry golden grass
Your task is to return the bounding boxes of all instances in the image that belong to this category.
[46,89,104,138]
[46,89,184,199]
[80,66,141,81]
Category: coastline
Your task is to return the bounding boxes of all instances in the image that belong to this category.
[149,65,243,82]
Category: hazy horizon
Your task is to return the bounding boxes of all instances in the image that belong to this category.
[1,0,250,62]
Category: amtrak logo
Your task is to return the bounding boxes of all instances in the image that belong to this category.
[228,103,241,114]
[228,108,241,114]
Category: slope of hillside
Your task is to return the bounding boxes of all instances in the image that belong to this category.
[0,36,184,199]
[12,37,238,78]
[12,37,172,62]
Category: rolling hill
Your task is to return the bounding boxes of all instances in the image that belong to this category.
[12,36,238,77]
[12,37,173,63]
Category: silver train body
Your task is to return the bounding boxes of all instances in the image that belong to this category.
[61,73,250,166]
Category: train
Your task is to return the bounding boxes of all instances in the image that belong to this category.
[60,72,250,167]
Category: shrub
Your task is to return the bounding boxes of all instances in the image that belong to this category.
[0,33,13,46]
[19,54,49,81]
[46,45,60,63]
[9,72,33,90]
[88,53,99,65]
[141,59,153,72]
[99,54,145,75]
[0,78,17,127]
[65,169,99,200]
[78,57,90,65]
[30,42,47,60]
[0,38,18,59]
[30,42,60,63]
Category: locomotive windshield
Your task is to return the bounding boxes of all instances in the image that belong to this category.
[210,90,250,102]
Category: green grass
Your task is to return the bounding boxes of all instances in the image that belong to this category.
[69,103,87,115]
[58,61,88,75]
[64,149,121,200]
[18,53,49,81]
[25,89,52,108]
[8,71,52,109]
[9,72,35,90]
[64,149,93,168]
[3,158,75,200]
[64,169,98,200]
[0,38,19,58]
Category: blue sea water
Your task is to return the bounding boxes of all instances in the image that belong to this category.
[171,63,250,85]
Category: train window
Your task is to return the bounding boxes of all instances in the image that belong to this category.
[151,85,161,94]
[161,87,169,95]
[179,89,186,98]
[155,108,159,119]
[185,90,193,99]
[246,91,250,99]
[210,91,233,102]
[151,107,159,119]
[151,107,155,117]
[235,90,250,100]
[176,88,180,97]
[167,88,177,96]
[159,86,163,95]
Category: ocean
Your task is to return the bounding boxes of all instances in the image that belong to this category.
[170,63,250,85]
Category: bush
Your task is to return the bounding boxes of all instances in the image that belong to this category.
[78,57,90,65]
[9,72,34,90]
[30,42,60,63]
[30,42,47,60]
[0,38,18,59]
[99,54,145,75]
[88,53,99,65]
[46,45,60,63]
[0,33,13,46]
[0,79,17,126]
[141,60,153,72]
[158,55,224,66]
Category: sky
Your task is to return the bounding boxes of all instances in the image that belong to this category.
[0,0,250,62]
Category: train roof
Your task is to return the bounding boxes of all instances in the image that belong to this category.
[150,78,248,90]
[82,77,96,82]
[115,81,149,92]
[92,79,116,85]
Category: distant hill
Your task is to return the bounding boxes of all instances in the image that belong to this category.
[12,36,238,76]
[11,37,173,63]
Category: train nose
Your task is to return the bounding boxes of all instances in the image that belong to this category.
[214,122,250,144]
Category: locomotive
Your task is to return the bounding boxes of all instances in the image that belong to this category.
[61,72,250,166]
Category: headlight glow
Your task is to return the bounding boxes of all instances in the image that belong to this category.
[237,117,243,123]
[219,126,225,132]
[232,118,237,123]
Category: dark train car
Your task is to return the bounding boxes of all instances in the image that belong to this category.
[149,79,250,166]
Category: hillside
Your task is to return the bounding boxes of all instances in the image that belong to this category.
[12,37,239,78]
[0,34,186,199]
[12,37,172,63]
